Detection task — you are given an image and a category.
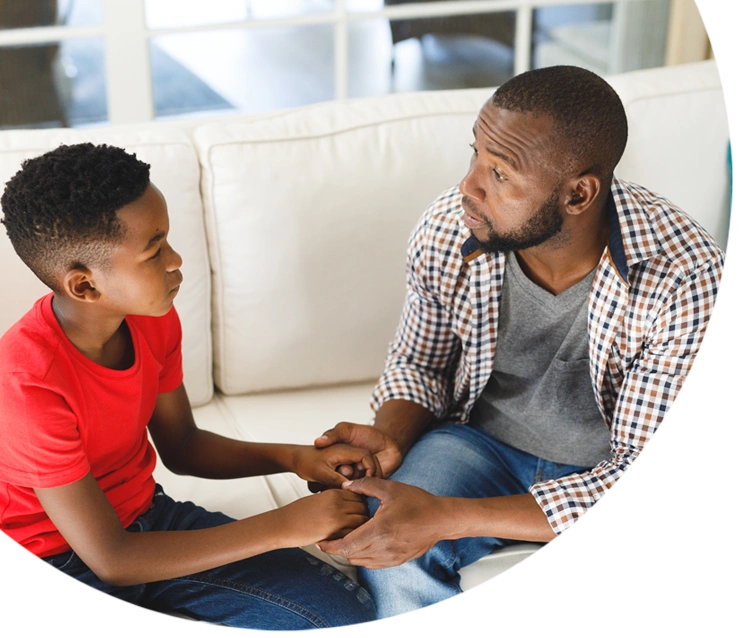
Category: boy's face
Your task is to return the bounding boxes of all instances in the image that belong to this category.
[90,183,183,317]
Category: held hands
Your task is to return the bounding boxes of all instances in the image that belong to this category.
[291,444,381,490]
[279,490,370,547]
[313,423,404,488]
[317,477,447,569]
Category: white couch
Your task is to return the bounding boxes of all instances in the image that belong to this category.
[0,60,731,591]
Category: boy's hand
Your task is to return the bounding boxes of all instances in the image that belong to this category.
[292,444,381,491]
[314,423,404,482]
[279,490,370,547]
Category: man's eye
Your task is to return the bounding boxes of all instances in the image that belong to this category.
[493,167,506,182]
[469,143,478,156]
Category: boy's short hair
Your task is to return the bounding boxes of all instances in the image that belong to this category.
[1,143,151,291]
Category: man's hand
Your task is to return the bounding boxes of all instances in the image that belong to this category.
[290,444,381,490]
[317,477,450,569]
[314,423,404,482]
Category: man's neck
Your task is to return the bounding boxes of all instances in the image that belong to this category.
[515,206,610,296]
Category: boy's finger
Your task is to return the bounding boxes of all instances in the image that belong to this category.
[307,481,325,493]
[359,453,382,478]
[337,489,367,505]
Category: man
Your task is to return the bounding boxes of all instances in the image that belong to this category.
[313,65,725,617]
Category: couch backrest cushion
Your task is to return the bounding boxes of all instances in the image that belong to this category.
[611,60,730,249]
[0,127,213,406]
[195,60,729,396]
[195,90,488,395]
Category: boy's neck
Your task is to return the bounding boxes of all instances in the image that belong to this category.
[51,294,134,370]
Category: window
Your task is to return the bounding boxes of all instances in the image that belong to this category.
[0,0,710,129]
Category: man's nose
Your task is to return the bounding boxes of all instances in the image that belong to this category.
[460,162,484,202]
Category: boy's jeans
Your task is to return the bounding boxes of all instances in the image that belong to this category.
[42,487,376,630]
[358,423,591,618]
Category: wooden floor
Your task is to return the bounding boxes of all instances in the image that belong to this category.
[153,19,516,117]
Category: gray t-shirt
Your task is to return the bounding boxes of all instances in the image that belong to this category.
[470,252,611,467]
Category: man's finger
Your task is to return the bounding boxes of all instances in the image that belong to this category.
[314,422,353,448]
[341,476,390,501]
[317,537,342,555]
[317,516,379,557]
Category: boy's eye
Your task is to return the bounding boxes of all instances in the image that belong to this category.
[149,248,162,261]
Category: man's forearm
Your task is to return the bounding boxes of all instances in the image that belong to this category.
[437,493,556,543]
[373,399,436,457]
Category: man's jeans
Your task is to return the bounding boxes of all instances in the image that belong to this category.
[358,423,590,618]
[42,487,376,630]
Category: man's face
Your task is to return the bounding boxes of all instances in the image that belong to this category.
[92,183,183,317]
[460,103,566,253]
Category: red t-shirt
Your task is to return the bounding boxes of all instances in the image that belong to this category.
[0,293,183,558]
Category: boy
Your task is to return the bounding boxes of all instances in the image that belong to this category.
[0,143,377,630]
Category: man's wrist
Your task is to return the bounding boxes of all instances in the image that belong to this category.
[439,494,556,543]
[374,399,436,458]
[433,496,471,541]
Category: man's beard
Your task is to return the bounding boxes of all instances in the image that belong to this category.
[470,189,565,254]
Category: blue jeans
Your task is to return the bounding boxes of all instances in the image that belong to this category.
[42,487,376,630]
[358,423,590,618]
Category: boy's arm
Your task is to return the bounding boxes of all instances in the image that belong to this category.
[148,384,379,486]
[35,471,368,586]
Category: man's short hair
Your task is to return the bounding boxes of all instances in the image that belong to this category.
[1,143,151,291]
[492,65,628,180]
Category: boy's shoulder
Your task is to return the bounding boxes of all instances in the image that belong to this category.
[0,293,60,381]
[0,295,182,387]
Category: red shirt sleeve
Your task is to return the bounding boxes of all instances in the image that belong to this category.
[157,306,184,394]
[0,373,90,488]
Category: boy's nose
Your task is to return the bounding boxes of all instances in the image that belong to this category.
[167,244,183,271]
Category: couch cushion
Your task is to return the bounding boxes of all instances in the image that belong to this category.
[611,60,730,249]
[0,126,213,406]
[195,90,490,395]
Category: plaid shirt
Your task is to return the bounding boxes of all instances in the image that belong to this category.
[371,177,724,535]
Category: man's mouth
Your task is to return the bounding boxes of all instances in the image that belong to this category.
[461,197,487,230]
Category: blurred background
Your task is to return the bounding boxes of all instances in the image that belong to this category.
[0,0,712,129]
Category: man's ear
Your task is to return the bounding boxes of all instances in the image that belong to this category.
[563,174,601,216]
[61,267,101,303]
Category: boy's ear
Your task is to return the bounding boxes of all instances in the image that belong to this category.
[61,267,101,303]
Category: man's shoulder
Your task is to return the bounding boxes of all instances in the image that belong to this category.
[0,295,60,382]
[412,185,467,251]
[615,178,724,274]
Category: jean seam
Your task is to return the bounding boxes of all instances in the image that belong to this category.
[55,550,79,571]
[170,575,331,628]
